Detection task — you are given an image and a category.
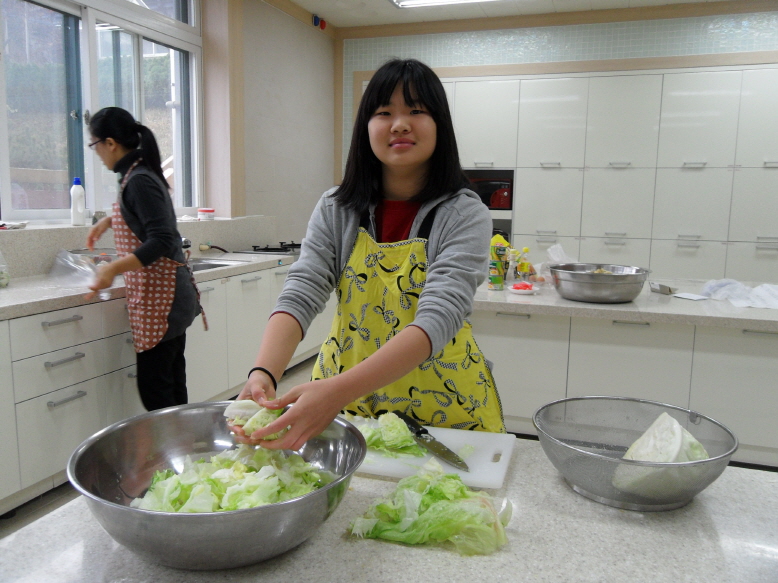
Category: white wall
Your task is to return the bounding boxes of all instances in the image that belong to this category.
[242,3,335,243]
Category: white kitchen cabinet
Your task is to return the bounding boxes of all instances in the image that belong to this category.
[516,77,588,168]
[101,365,143,427]
[725,241,778,284]
[0,321,21,500]
[9,303,103,361]
[512,168,584,237]
[651,168,734,241]
[16,377,104,488]
[580,167,656,239]
[441,81,454,114]
[567,318,694,407]
[690,326,778,466]
[649,239,727,280]
[454,79,520,168]
[226,271,272,390]
[578,237,651,268]
[735,68,778,168]
[584,74,662,168]
[102,298,131,337]
[728,168,778,243]
[185,279,229,403]
[657,71,742,168]
[511,235,580,268]
[470,311,570,435]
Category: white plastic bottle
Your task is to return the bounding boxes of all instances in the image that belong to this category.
[70,177,86,226]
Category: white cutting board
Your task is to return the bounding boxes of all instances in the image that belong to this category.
[353,423,516,490]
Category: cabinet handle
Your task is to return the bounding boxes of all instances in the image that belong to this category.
[677,234,701,239]
[612,320,650,326]
[763,161,778,167]
[473,161,494,167]
[756,236,778,241]
[200,287,215,293]
[536,230,557,235]
[44,352,85,369]
[677,242,701,248]
[241,275,263,283]
[496,312,530,319]
[604,240,626,246]
[605,232,627,237]
[41,314,83,328]
[275,270,289,276]
[742,329,778,336]
[608,161,631,168]
[536,237,558,244]
[47,390,87,409]
[539,162,561,167]
[755,245,778,251]
[682,161,707,167]
[126,337,134,344]
[127,372,138,378]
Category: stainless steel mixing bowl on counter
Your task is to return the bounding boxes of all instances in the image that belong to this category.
[67,402,367,570]
[548,263,650,303]
[533,396,738,511]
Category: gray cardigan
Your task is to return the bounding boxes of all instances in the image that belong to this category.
[274,187,491,355]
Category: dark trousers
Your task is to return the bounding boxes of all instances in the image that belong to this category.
[135,333,188,411]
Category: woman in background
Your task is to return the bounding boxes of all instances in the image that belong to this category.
[85,107,201,411]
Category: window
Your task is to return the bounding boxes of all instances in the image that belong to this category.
[0,0,201,221]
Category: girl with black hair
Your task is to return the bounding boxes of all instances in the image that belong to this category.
[233,58,505,450]
[85,106,201,411]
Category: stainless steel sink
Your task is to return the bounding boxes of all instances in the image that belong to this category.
[188,258,248,272]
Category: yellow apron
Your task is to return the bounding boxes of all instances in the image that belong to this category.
[312,212,505,433]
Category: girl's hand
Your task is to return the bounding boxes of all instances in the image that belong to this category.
[243,378,345,451]
[87,216,112,251]
[85,263,115,300]
[228,371,279,444]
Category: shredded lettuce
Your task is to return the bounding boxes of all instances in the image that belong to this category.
[130,445,334,513]
[612,412,710,499]
[224,400,287,440]
[349,458,511,555]
[357,412,426,458]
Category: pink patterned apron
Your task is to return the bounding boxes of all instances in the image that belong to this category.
[113,159,205,353]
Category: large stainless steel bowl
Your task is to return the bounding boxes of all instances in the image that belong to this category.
[533,396,738,511]
[67,402,366,570]
[549,263,649,303]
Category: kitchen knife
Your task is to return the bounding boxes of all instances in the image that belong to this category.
[393,411,470,472]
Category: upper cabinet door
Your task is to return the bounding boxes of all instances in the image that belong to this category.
[516,77,588,168]
[454,79,520,168]
[736,68,778,168]
[584,75,662,168]
[657,71,742,168]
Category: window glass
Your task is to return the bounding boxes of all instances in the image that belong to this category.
[1,0,82,211]
[142,39,192,207]
[124,0,190,25]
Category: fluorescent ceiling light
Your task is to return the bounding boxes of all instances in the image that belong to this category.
[390,0,501,7]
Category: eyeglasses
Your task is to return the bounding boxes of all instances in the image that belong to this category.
[88,139,104,150]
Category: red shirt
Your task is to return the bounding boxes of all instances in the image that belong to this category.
[375,199,422,243]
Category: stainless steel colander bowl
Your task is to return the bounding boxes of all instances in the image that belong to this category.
[549,263,649,303]
[533,396,738,511]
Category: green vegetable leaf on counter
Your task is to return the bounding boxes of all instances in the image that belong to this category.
[354,412,426,458]
[350,458,511,555]
[130,445,333,513]
[612,412,710,499]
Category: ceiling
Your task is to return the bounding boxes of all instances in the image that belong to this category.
[288,0,731,29]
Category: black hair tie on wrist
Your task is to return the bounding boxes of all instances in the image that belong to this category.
[248,366,277,391]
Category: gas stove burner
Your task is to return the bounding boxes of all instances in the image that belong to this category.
[251,241,301,253]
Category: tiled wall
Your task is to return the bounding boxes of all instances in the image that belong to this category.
[342,11,778,164]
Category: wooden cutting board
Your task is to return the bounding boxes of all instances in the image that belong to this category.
[353,423,517,490]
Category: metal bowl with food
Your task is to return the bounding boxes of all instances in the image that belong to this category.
[67,402,366,570]
[548,263,649,303]
[533,396,738,511]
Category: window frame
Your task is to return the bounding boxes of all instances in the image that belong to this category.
[0,0,202,222]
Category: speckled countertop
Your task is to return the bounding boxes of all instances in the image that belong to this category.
[0,254,293,321]
[0,439,776,582]
[473,279,778,332]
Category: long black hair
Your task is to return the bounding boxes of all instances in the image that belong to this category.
[334,58,468,215]
[88,107,168,189]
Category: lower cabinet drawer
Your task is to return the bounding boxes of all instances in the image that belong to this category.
[101,366,144,427]
[12,339,106,403]
[16,378,104,488]
[103,332,136,373]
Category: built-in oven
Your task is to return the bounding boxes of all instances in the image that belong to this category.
[464,169,514,242]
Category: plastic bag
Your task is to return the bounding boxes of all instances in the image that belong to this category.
[48,249,110,300]
[701,279,778,309]
[535,243,577,283]
[0,250,10,288]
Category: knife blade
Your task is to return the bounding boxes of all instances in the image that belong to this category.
[393,411,470,472]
